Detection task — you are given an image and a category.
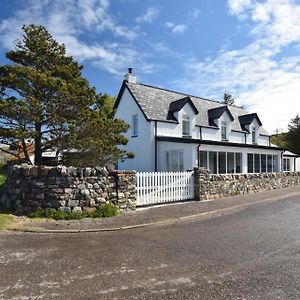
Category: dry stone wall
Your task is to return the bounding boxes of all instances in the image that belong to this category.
[194,167,300,200]
[0,164,136,213]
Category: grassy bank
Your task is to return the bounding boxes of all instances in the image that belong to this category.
[0,214,14,230]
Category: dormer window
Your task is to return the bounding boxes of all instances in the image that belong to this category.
[221,121,228,141]
[251,127,256,144]
[182,114,190,136]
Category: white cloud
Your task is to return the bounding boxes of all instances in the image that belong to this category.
[0,0,151,76]
[136,7,160,23]
[228,0,252,15]
[175,0,300,133]
[191,9,201,19]
[165,22,187,34]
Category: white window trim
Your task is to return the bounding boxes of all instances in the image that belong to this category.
[132,114,138,137]
[165,150,184,172]
[251,127,257,144]
[221,121,228,141]
[283,158,291,172]
[182,114,191,137]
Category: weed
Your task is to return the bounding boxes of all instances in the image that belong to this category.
[28,203,119,220]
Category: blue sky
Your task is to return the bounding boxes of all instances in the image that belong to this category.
[0,0,300,133]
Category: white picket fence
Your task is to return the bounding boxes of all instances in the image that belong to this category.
[136,171,194,206]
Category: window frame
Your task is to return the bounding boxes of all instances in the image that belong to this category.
[165,150,184,172]
[251,127,256,144]
[200,150,243,174]
[182,114,191,137]
[283,158,290,172]
[221,121,228,141]
[132,114,138,137]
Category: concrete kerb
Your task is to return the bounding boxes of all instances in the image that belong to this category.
[8,190,300,234]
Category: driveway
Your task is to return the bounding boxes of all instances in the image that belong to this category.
[0,188,300,299]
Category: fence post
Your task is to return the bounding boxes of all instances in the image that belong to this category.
[194,167,210,201]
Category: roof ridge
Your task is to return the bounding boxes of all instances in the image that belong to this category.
[130,82,244,109]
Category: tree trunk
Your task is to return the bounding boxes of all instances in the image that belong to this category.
[34,122,42,165]
[21,139,32,164]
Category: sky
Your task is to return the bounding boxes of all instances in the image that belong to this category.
[0,0,300,133]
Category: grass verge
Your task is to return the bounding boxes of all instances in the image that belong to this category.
[28,203,120,220]
[0,214,14,231]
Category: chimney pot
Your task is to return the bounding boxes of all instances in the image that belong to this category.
[124,68,137,83]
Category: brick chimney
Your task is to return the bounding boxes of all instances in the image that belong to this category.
[124,67,137,83]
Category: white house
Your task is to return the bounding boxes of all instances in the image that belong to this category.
[115,69,297,174]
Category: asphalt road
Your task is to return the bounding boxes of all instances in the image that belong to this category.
[1,192,300,299]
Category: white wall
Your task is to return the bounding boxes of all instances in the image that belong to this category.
[115,88,154,171]
[296,157,300,171]
[258,135,270,146]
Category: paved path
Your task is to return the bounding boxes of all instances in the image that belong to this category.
[0,186,300,299]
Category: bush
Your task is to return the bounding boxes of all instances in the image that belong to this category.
[28,203,119,220]
[98,202,119,218]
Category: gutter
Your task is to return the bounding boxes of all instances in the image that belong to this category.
[197,127,202,167]
[280,150,285,172]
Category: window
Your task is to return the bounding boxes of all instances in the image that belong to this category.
[165,150,184,171]
[201,151,242,174]
[247,153,278,173]
[283,158,290,172]
[227,152,235,174]
[209,152,218,174]
[199,151,208,169]
[273,155,279,172]
[254,154,260,173]
[219,152,226,174]
[182,115,190,136]
[261,154,267,173]
[252,127,256,144]
[132,114,138,137]
[267,154,272,172]
[235,153,242,173]
[247,153,254,173]
[221,121,228,141]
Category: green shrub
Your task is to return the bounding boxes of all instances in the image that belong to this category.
[98,203,119,218]
[28,203,119,220]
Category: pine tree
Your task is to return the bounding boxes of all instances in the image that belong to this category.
[0,25,132,166]
[223,92,235,105]
[286,114,300,155]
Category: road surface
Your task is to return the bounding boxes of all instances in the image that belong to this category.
[1,191,300,299]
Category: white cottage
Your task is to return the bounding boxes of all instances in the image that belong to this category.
[115,69,291,174]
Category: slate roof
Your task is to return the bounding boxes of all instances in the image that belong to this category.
[117,81,270,135]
